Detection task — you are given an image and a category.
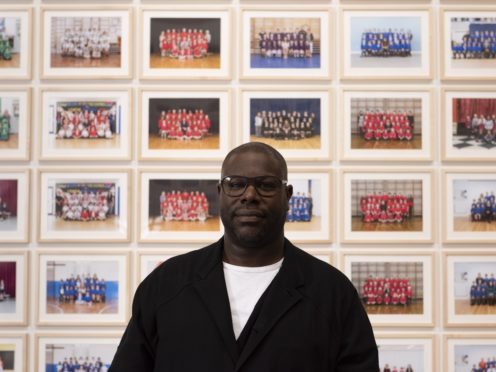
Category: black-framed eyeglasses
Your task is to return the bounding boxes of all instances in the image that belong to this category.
[219,175,288,197]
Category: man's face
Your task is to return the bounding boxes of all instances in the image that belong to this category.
[218,151,292,248]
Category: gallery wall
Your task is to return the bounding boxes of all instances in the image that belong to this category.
[1,0,496,371]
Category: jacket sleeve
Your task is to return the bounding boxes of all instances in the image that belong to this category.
[335,290,379,372]
[109,282,156,371]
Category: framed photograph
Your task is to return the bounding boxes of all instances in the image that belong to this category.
[240,7,331,80]
[444,252,496,327]
[39,88,132,161]
[285,169,333,243]
[341,252,434,327]
[442,87,496,162]
[137,249,195,286]
[139,88,231,161]
[0,251,27,326]
[444,334,496,372]
[0,333,27,372]
[340,87,433,162]
[41,6,132,79]
[443,169,496,244]
[340,7,432,79]
[140,7,231,80]
[36,251,130,326]
[239,87,332,161]
[0,169,29,243]
[36,333,120,372]
[375,333,436,372]
[38,169,130,243]
[340,168,434,244]
[441,7,496,80]
[0,88,31,161]
[139,169,222,243]
[0,7,32,80]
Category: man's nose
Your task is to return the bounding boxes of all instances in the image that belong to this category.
[241,183,260,201]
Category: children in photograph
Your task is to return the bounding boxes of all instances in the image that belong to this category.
[157,108,211,140]
[159,28,211,60]
[55,185,115,222]
[257,27,315,59]
[57,273,107,307]
[0,18,14,62]
[470,357,496,372]
[0,110,11,141]
[286,192,313,222]
[451,25,496,60]
[159,190,210,222]
[0,197,10,221]
[459,113,496,145]
[0,279,5,301]
[361,276,413,307]
[253,110,316,141]
[55,355,106,372]
[59,27,111,61]
[381,364,414,372]
[469,272,496,306]
[358,109,414,142]
[359,192,414,224]
[56,103,116,141]
[470,192,496,223]
[360,29,413,57]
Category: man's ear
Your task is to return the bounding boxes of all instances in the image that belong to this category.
[286,184,293,201]
[217,182,221,195]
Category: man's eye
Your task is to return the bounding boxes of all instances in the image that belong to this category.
[228,181,246,189]
[259,182,278,191]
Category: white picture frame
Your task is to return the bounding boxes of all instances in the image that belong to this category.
[37,169,131,243]
[0,169,29,243]
[340,168,434,244]
[375,333,436,372]
[239,87,333,161]
[441,87,496,162]
[39,88,132,161]
[341,252,435,327]
[285,169,333,243]
[441,7,496,81]
[340,6,432,80]
[0,250,28,326]
[139,169,223,243]
[36,251,130,326]
[444,334,496,372]
[442,168,496,244]
[36,333,121,372]
[0,333,27,372]
[444,252,496,327]
[140,7,232,80]
[339,87,433,162]
[0,6,32,80]
[139,88,231,161]
[41,6,132,79]
[0,88,31,161]
[240,7,332,80]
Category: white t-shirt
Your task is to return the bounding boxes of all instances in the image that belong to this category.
[223,258,283,339]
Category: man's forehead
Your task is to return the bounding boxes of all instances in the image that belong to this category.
[221,151,283,176]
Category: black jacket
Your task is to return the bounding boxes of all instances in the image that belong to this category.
[110,238,378,372]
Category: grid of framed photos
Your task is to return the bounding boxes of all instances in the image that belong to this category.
[1,0,496,371]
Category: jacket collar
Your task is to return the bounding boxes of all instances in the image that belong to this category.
[193,237,305,369]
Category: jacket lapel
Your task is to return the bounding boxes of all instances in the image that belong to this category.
[193,241,239,365]
[234,241,305,371]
